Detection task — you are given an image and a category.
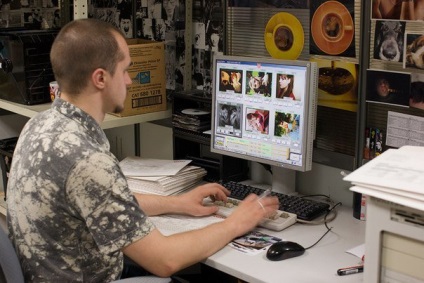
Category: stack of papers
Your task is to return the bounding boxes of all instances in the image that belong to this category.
[343,146,424,211]
[120,157,207,196]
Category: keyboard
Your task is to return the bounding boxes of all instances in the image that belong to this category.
[220,181,330,221]
[205,198,297,231]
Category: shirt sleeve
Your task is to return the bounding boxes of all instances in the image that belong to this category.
[66,152,155,254]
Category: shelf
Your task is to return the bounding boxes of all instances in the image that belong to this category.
[0,98,172,129]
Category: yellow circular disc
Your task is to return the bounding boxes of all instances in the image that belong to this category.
[264,12,304,60]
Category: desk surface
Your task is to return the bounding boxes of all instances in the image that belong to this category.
[202,206,365,283]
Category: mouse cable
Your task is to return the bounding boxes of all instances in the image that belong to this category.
[302,202,342,250]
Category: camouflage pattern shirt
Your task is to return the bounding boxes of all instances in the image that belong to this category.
[7,98,155,282]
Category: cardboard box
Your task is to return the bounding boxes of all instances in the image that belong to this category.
[111,39,167,117]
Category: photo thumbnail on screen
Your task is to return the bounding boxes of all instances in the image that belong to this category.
[245,108,270,134]
[219,69,243,93]
[246,71,273,96]
[217,103,243,136]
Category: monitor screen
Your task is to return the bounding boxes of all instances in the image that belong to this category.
[211,55,318,173]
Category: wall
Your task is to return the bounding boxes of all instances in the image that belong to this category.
[104,125,136,161]
[139,121,173,160]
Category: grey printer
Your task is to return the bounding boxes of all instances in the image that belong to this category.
[0,29,59,105]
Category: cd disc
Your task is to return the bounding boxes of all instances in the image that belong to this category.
[264,12,304,60]
[181,108,210,115]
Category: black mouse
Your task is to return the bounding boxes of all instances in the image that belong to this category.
[266,241,305,261]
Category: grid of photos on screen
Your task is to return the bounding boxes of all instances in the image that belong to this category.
[214,63,305,144]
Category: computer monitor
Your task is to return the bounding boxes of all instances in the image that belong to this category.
[210,55,318,194]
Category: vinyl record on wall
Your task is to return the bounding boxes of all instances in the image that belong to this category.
[310,1,354,55]
[264,12,304,60]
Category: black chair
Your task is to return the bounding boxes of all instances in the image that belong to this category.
[0,225,24,283]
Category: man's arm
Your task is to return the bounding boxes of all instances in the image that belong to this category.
[123,193,279,277]
[133,183,230,216]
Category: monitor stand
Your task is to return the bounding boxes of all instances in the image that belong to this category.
[271,166,296,195]
[249,163,296,195]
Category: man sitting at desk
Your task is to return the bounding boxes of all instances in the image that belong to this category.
[6,18,278,282]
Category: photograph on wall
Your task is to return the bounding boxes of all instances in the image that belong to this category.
[228,0,308,9]
[191,0,225,94]
[274,111,300,140]
[193,0,224,53]
[404,33,424,70]
[165,43,176,90]
[174,29,186,91]
[310,0,356,57]
[246,71,272,96]
[373,20,406,62]
[366,69,411,107]
[192,49,207,90]
[193,22,206,49]
[0,0,61,29]
[245,108,269,134]
[372,0,424,21]
[410,73,424,110]
[311,58,358,112]
[88,0,134,38]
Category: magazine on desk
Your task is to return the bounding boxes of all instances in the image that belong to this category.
[344,146,424,210]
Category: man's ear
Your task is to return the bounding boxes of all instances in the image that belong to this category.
[92,68,106,89]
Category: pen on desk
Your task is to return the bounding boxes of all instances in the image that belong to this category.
[337,265,364,276]
[258,188,272,200]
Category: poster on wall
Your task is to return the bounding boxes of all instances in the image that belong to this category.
[0,1,61,29]
[366,69,411,107]
[309,0,356,57]
[404,33,424,70]
[228,0,308,8]
[191,0,225,94]
[373,20,406,63]
[410,73,424,110]
[88,0,136,38]
[372,0,424,21]
[311,58,358,112]
[132,0,186,92]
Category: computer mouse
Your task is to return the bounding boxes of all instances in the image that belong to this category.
[266,241,305,261]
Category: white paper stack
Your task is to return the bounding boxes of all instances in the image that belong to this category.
[120,157,207,196]
[343,146,424,211]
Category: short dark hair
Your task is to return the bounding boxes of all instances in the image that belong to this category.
[50,18,125,95]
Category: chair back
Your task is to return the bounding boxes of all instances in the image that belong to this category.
[0,225,25,283]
